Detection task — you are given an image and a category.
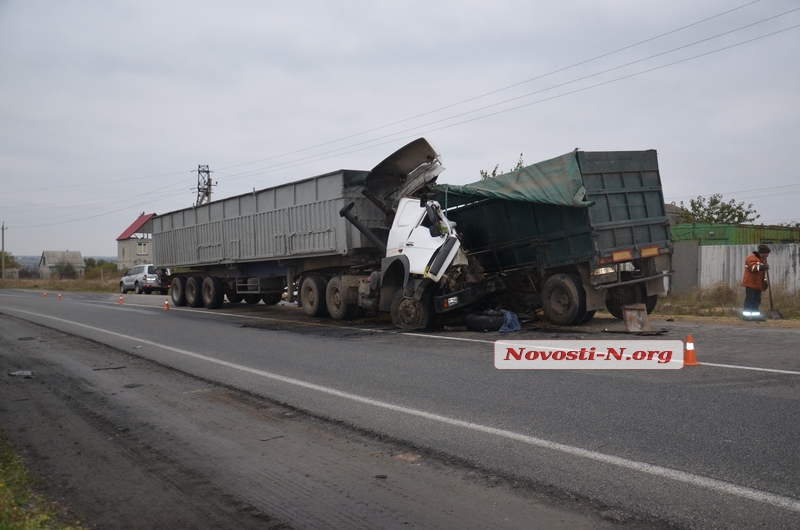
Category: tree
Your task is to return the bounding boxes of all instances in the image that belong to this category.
[480,153,525,179]
[1,250,20,269]
[53,261,78,279]
[677,194,759,224]
[85,258,117,280]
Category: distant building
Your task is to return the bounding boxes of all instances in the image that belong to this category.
[38,251,86,279]
[117,213,156,271]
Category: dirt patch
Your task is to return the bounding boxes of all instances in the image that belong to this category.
[0,314,639,529]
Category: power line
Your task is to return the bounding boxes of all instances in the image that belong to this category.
[214,0,767,173]
[214,22,800,183]
[4,169,193,194]
[6,3,797,228]
[666,182,800,202]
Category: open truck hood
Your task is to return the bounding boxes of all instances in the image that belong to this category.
[363,138,445,213]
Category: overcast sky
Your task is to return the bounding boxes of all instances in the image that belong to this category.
[1,0,798,257]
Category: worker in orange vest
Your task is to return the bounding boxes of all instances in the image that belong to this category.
[741,244,770,321]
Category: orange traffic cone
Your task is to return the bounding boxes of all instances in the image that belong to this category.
[163,298,169,310]
[43,292,47,298]
[57,293,62,300]
[684,334,699,366]
[119,294,124,304]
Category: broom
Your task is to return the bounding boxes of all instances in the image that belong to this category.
[766,268,783,319]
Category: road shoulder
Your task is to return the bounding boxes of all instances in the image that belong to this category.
[0,314,636,529]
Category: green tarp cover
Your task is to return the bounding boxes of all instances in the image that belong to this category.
[432,151,591,209]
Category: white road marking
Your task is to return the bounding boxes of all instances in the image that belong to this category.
[698,362,800,375]
[3,305,800,513]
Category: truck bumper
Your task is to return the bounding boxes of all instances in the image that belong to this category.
[432,278,506,314]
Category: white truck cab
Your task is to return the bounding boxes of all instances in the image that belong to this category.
[386,197,465,282]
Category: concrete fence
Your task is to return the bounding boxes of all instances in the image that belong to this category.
[673,243,800,293]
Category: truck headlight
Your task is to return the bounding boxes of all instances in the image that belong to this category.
[444,296,459,308]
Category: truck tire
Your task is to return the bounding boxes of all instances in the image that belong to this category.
[185,276,204,308]
[542,274,586,326]
[605,284,643,320]
[171,277,187,306]
[577,309,596,325]
[463,312,505,332]
[640,285,658,314]
[243,294,261,305]
[261,293,282,305]
[390,288,433,330]
[202,276,224,309]
[226,293,243,304]
[300,275,329,317]
[644,295,658,314]
[326,276,361,320]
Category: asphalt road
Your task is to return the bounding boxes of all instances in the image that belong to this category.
[2,289,799,528]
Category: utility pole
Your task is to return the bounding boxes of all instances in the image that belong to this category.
[1,222,6,280]
[195,165,214,206]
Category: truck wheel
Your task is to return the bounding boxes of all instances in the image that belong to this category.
[577,309,596,325]
[644,295,658,314]
[463,312,505,332]
[542,274,586,326]
[390,289,433,330]
[226,293,243,304]
[605,284,642,320]
[640,285,658,314]
[202,276,225,309]
[243,294,261,305]
[171,277,187,306]
[261,293,282,305]
[185,276,204,308]
[326,276,360,320]
[300,275,329,317]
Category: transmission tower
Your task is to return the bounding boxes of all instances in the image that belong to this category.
[195,165,213,206]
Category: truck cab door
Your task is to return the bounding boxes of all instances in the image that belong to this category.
[387,198,462,281]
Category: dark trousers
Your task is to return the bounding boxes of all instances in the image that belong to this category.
[743,287,762,315]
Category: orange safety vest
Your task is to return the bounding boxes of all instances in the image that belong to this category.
[741,252,768,291]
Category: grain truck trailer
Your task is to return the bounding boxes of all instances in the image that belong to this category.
[152,139,671,329]
[152,138,498,329]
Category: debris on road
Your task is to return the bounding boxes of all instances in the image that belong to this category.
[7,370,35,378]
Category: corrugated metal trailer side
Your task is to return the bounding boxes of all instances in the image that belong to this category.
[152,169,386,269]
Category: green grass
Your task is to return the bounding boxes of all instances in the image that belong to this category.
[0,436,84,530]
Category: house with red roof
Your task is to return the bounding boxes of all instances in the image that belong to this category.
[116,212,156,271]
